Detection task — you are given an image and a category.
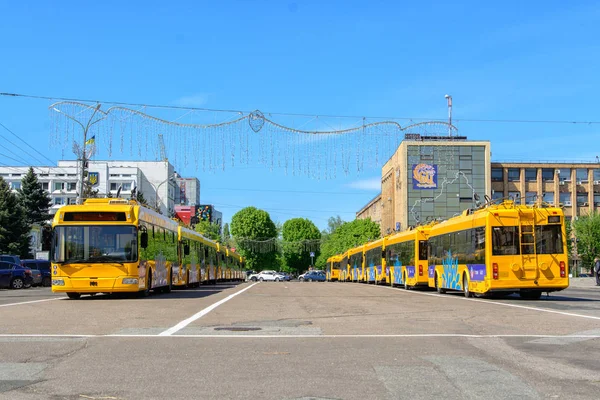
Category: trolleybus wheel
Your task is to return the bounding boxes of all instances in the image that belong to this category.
[163,274,172,293]
[140,272,152,297]
[435,273,446,294]
[463,274,471,298]
[66,292,81,300]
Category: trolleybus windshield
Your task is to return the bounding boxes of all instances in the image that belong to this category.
[52,225,138,263]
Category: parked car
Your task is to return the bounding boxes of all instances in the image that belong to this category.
[22,260,51,287]
[277,272,291,281]
[0,255,23,266]
[254,270,286,282]
[0,262,33,289]
[299,271,326,282]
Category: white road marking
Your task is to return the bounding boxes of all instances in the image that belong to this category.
[0,333,599,339]
[158,282,258,336]
[0,297,62,308]
[378,284,600,321]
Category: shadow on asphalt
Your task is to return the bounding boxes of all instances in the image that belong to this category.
[437,291,600,302]
[67,283,244,301]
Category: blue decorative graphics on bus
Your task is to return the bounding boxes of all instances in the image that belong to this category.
[441,251,461,290]
[407,266,416,278]
[368,265,376,281]
[393,267,403,284]
[467,264,486,282]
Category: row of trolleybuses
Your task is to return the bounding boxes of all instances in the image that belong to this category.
[326,199,569,300]
[50,198,245,299]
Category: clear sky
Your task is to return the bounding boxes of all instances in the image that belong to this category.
[1,0,599,230]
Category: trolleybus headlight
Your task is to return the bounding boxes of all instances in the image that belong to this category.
[52,279,65,286]
[122,278,139,285]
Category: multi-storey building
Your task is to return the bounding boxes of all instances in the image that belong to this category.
[0,160,198,217]
[356,136,491,236]
[356,138,600,237]
[175,175,200,206]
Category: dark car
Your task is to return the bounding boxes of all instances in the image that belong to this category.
[299,271,326,282]
[0,262,33,289]
[22,260,51,287]
[0,255,23,266]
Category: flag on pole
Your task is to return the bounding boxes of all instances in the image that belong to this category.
[85,135,96,145]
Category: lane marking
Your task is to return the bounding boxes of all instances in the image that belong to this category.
[0,297,62,308]
[376,284,600,321]
[0,333,599,339]
[158,282,258,336]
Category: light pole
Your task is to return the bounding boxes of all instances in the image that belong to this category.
[444,94,452,136]
[149,175,176,214]
[50,103,105,204]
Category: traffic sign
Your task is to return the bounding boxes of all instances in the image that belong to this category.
[310,252,315,257]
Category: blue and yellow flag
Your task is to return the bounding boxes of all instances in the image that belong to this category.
[85,135,95,145]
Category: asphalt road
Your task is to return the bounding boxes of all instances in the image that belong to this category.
[1,281,600,400]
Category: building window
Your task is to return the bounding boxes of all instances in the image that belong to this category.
[542,168,554,182]
[10,181,21,190]
[54,182,65,191]
[559,192,571,206]
[492,191,503,201]
[558,168,571,182]
[594,193,600,207]
[67,198,77,205]
[508,191,520,202]
[525,169,537,182]
[576,168,588,183]
[54,197,64,205]
[525,191,537,205]
[594,169,600,182]
[491,168,503,182]
[507,168,520,182]
[67,174,76,177]
[577,193,588,206]
[110,182,118,191]
[41,182,49,191]
[67,182,77,191]
[110,174,120,177]
[122,182,132,191]
[543,192,554,205]
[40,173,49,177]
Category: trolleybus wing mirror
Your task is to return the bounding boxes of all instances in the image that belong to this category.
[140,231,148,249]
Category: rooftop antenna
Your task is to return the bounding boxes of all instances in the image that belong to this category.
[444,94,452,136]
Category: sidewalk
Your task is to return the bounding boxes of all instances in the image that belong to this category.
[569,276,599,288]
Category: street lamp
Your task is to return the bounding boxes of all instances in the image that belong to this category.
[148,175,177,214]
[50,103,105,204]
[444,94,452,136]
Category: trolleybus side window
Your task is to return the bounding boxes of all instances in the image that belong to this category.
[492,227,520,255]
[535,225,564,254]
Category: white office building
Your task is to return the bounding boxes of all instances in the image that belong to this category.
[0,160,185,216]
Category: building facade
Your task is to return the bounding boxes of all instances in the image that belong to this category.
[357,138,492,236]
[0,160,187,216]
[357,140,600,236]
[490,163,600,223]
[175,175,200,206]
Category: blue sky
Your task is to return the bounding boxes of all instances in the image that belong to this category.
[1,0,599,230]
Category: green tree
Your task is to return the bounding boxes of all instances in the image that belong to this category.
[194,220,222,242]
[316,218,380,269]
[0,178,31,257]
[222,223,231,245]
[325,215,344,235]
[282,218,321,273]
[572,212,600,274]
[18,167,52,225]
[230,207,278,270]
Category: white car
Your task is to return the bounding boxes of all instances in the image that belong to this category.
[254,270,286,282]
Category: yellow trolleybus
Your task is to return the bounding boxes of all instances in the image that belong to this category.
[384,226,430,289]
[326,254,343,282]
[364,238,385,284]
[428,200,568,299]
[51,198,177,299]
[347,245,365,282]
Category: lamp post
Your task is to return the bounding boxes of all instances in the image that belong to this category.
[444,94,452,136]
[50,103,105,204]
[149,175,176,214]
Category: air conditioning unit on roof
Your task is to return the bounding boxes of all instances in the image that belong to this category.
[594,180,600,185]
[564,201,572,206]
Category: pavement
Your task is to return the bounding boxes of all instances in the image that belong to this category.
[1,281,600,399]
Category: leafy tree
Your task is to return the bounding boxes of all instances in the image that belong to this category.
[572,212,600,274]
[222,223,231,246]
[136,191,147,206]
[18,167,52,225]
[194,220,222,242]
[230,207,278,270]
[316,218,380,269]
[0,178,31,257]
[282,218,321,273]
[325,215,344,235]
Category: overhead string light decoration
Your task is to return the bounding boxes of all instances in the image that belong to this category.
[49,101,458,179]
